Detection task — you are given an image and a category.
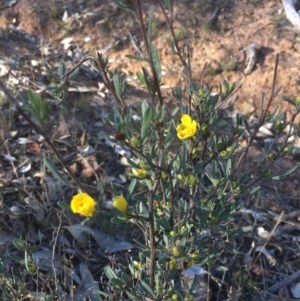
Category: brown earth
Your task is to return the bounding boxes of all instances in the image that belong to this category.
[1,0,300,119]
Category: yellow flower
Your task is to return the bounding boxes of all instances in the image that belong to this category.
[176,114,197,140]
[132,168,147,178]
[70,193,96,217]
[113,196,128,213]
[169,259,176,270]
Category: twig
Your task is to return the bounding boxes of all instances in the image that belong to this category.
[269,269,300,293]
[157,0,187,69]
[136,0,164,107]
[215,84,243,110]
[96,52,126,113]
[148,179,160,286]
[234,54,280,172]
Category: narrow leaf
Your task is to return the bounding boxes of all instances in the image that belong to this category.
[271,163,300,180]
[44,158,68,185]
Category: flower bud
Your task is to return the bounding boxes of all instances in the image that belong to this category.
[274,121,284,131]
[192,148,199,157]
[161,172,168,179]
[169,259,176,270]
[169,229,177,237]
[185,260,194,269]
[198,88,207,98]
[133,261,143,270]
[130,136,140,148]
[172,246,182,258]
[217,141,225,152]
[219,150,228,158]
[180,225,187,235]
[267,153,276,162]
[190,253,200,261]
[295,96,300,105]
[283,145,292,153]
[132,168,147,178]
[185,174,197,186]
[200,123,209,133]
[177,174,184,181]
[139,160,150,171]
[262,169,271,177]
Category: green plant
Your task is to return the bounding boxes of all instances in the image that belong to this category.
[0,0,300,300]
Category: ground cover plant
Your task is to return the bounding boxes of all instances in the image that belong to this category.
[1,0,300,300]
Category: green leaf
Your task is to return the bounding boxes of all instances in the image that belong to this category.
[149,42,161,82]
[141,279,156,297]
[271,163,300,180]
[94,290,110,300]
[126,178,137,200]
[243,118,251,136]
[194,161,203,174]
[170,40,177,54]
[225,159,232,178]
[164,0,173,16]
[223,80,229,94]
[44,157,68,185]
[283,96,297,106]
[126,54,148,62]
[9,253,24,264]
[136,71,147,88]
[112,0,134,10]
[44,62,57,79]
[113,70,127,102]
[111,278,126,287]
[68,67,79,80]
[59,64,66,77]
[104,266,118,280]
[57,201,72,212]
[141,107,153,139]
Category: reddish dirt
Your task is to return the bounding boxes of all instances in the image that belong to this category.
[1,0,300,121]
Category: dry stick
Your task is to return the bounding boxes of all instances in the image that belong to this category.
[157,0,192,108]
[0,80,90,196]
[96,53,126,114]
[148,179,160,286]
[157,0,187,69]
[136,0,164,107]
[234,54,280,173]
[251,211,284,270]
[142,66,156,109]
[196,62,208,87]
[215,84,243,110]
[227,106,300,204]
[269,269,300,294]
[186,43,192,115]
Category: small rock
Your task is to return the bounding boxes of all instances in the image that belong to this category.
[279,38,293,51]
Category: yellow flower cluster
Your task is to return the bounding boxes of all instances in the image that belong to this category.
[70,193,96,217]
[176,114,197,140]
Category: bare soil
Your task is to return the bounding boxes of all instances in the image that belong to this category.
[1,0,300,120]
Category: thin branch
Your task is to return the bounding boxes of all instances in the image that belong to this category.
[234,54,280,172]
[157,0,187,69]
